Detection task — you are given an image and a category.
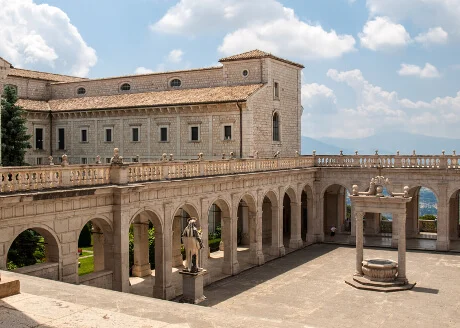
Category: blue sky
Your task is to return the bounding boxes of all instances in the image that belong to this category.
[1,0,460,139]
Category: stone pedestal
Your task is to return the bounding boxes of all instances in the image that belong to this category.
[179,270,206,304]
[0,273,20,299]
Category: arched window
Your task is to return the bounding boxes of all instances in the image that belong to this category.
[273,113,280,141]
[77,87,86,95]
[120,83,131,91]
[170,79,182,87]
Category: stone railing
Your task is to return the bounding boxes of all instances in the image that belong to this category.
[314,151,460,169]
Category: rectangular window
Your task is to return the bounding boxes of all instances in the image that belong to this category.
[132,127,139,142]
[57,128,65,150]
[81,158,88,164]
[224,125,232,140]
[274,82,280,99]
[81,128,88,143]
[35,128,43,150]
[105,128,113,142]
[36,157,42,165]
[160,127,168,142]
[105,158,111,164]
[190,126,199,141]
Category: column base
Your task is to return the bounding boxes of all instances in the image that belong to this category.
[222,261,239,276]
[436,240,449,251]
[391,238,399,248]
[289,239,303,249]
[269,246,285,257]
[0,276,20,299]
[249,251,265,265]
[131,264,151,277]
[153,284,175,300]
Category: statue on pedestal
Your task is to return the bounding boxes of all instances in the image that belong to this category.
[181,218,203,273]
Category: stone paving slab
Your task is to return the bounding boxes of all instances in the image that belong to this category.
[200,244,460,328]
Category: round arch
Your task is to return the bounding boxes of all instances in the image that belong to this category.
[323,183,351,236]
[130,208,164,234]
[405,186,438,238]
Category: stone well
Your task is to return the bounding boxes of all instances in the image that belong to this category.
[362,259,398,282]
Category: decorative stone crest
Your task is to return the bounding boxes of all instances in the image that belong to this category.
[161,153,167,161]
[48,156,54,165]
[353,176,409,198]
[111,148,124,164]
[61,154,69,166]
[95,155,101,164]
[197,153,203,161]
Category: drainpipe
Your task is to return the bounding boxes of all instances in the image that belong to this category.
[236,102,243,158]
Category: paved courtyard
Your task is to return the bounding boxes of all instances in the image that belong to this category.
[200,244,460,328]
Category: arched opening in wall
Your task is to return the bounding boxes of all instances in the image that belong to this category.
[77,219,113,280]
[448,190,460,251]
[362,187,392,237]
[128,210,163,298]
[283,193,291,243]
[6,228,60,281]
[301,185,314,242]
[406,187,438,240]
[207,199,233,276]
[237,194,258,270]
[262,191,278,257]
[323,184,350,241]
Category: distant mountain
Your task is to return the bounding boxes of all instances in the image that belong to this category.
[301,136,354,155]
[303,131,460,155]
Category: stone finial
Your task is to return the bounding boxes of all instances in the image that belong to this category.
[403,186,409,198]
[396,150,400,156]
[312,150,316,156]
[254,151,259,159]
[274,151,280,158]
[340,150,343,156]
[355,150,358,156]
[222,153,226,160]
[111,148,123,164]
[442,150,445,156]
[453,150,457,156]
[375,150,379,155]
[95,155,101,164]
[229,151,235,159]
[169,154,174,161]
[295,150,299,157]
[162,153,167,161]
[198,153,203,161]
[412,150,416,156]
[48,156,54,165]
[352,184,359,196]
[61,154,69,166]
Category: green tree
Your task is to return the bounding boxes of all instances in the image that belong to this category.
[7,230,45,269]
[1,86,31,166]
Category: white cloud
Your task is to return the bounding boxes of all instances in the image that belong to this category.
[366,0,460,38]
[301,68,460,138]
[398,63,440,78]
[153,0,356,60]
[359,17,411,51]
[167,49,184,63]
[302,83,337,114]
[134,67,154,75]
[415,27,448,45]
[0,0,97,77]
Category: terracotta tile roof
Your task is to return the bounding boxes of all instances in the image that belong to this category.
[8,68,88,83]
[219,49,304,68]
[18,84,264,112]
[51,66,223,85]
[17,99,50,111]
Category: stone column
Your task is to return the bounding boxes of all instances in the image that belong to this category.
[172,215,183,267]
[92,225,105,272]
[240,203,249,245]
[406,193,419,238]
[436,183,449,251]
[391,213,399,248]
[289,201,303,249]
[222,216,239,275]
[132,214,151,277]
[349,206,356,245]
[355,211,364,276]
[112,190,131,292]
[270,205,285,256]
[249,211,264,265]
[448,194,459,240]
[315,184,325,242]
[337,189,345,233]
[396,213,407,283]
[153,203,175,300]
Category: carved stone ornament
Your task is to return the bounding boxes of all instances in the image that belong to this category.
[111,148,124,164]
[61,154,69,166]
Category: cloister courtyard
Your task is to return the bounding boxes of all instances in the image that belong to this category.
[1,244,459,327]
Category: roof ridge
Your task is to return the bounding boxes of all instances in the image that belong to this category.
[0,56,13,67]
[10,67,87,80]
[219,49,304,68]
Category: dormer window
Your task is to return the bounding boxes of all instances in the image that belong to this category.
[77,87,86,95]
[170,79,182,88]
[120,83,131,91]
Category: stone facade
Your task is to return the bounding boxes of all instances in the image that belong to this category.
[0,50,303,164]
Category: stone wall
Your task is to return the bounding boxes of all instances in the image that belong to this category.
[79,270,113,290]
[14,262,59,280]
[24,112,52,165]
[1,77,50,101]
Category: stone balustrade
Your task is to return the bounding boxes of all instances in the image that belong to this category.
[1,152,460,194]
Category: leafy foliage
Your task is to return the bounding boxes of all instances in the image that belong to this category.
[1,86,31,166]
[419,214,437,221]
[7,230,45,269]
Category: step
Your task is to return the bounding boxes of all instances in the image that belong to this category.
[345,277,416,293]
[352,275,407,287]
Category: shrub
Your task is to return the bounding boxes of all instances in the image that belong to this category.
[419,214,437,221]
[208,238,221,252]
